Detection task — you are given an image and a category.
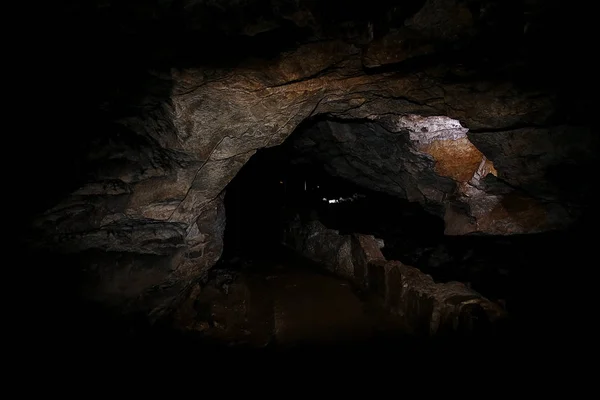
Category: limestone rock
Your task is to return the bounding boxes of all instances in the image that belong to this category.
[28,0,595,316]
[293,115,578,234]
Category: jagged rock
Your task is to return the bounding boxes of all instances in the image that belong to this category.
[351,234,386,286]
[367,259,505,336]
[29,1,595,315]
[284,217,505,335]
[468,125,597,203]
[293,115,578,234]
[283,218,385,284]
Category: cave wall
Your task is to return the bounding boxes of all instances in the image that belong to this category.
[283,218,506,336]
[28,0,596,315]
[290,116,589,234]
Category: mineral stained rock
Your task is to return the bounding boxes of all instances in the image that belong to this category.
[29,1,595,314]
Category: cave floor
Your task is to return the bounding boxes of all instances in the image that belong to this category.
[167,247,520,367]
[176,248,406,349]
[41,247,520,368]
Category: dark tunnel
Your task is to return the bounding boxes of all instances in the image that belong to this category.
[15,1,599,377]
[211,116,597,358]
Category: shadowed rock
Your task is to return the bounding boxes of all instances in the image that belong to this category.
[284,217,506,335]
[27,0,595,316]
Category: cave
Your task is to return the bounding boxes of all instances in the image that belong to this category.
[220,116,449,267]
[20,0,598,375]
[219,118,448,262]
[221,117,484,288]
[215,113,593,351]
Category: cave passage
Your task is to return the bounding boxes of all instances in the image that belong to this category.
[222,133,444,263]
[222,118,503,293]
[20,0,599,371]
[210,118,588,354]
[213,120,468,348]
[221,117,592,315]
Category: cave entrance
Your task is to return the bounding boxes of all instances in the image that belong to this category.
[209,117,457,348]
[198,115,534,348]
[218,115,516,303]
[221,120,445,265]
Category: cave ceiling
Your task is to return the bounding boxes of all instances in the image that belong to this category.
[25,0,596,314]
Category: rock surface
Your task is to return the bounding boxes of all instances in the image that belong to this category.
[34,46,591,246]
[283,216,506,335]
[26,0,596,315]
[284,217,385,284]
[292,116,583,234]
[367,260,505,336]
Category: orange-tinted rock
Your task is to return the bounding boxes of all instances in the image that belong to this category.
[31,1,596,318]
[419,137,484,182]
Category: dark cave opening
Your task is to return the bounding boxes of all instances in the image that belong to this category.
[205,119,522,355]
[219,116,594,329]
[221,125,445,264]
[21,112,594,364]
[11,1,600,377]
[222,118,489,289]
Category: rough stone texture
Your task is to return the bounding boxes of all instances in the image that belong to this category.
[366,260,505,336]
[351,234,387,286]
[36,42,581,254]
[293,115,579,234]
[29,0,595,315]
[285,217,505,335]
[468,126,597,203]
[283,217,385,284]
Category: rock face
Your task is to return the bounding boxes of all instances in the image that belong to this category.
[283,217,506,335]
[27,0,595,315]
[291,115,582,235]
[284,217,385,284]
[367,260,505,336]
